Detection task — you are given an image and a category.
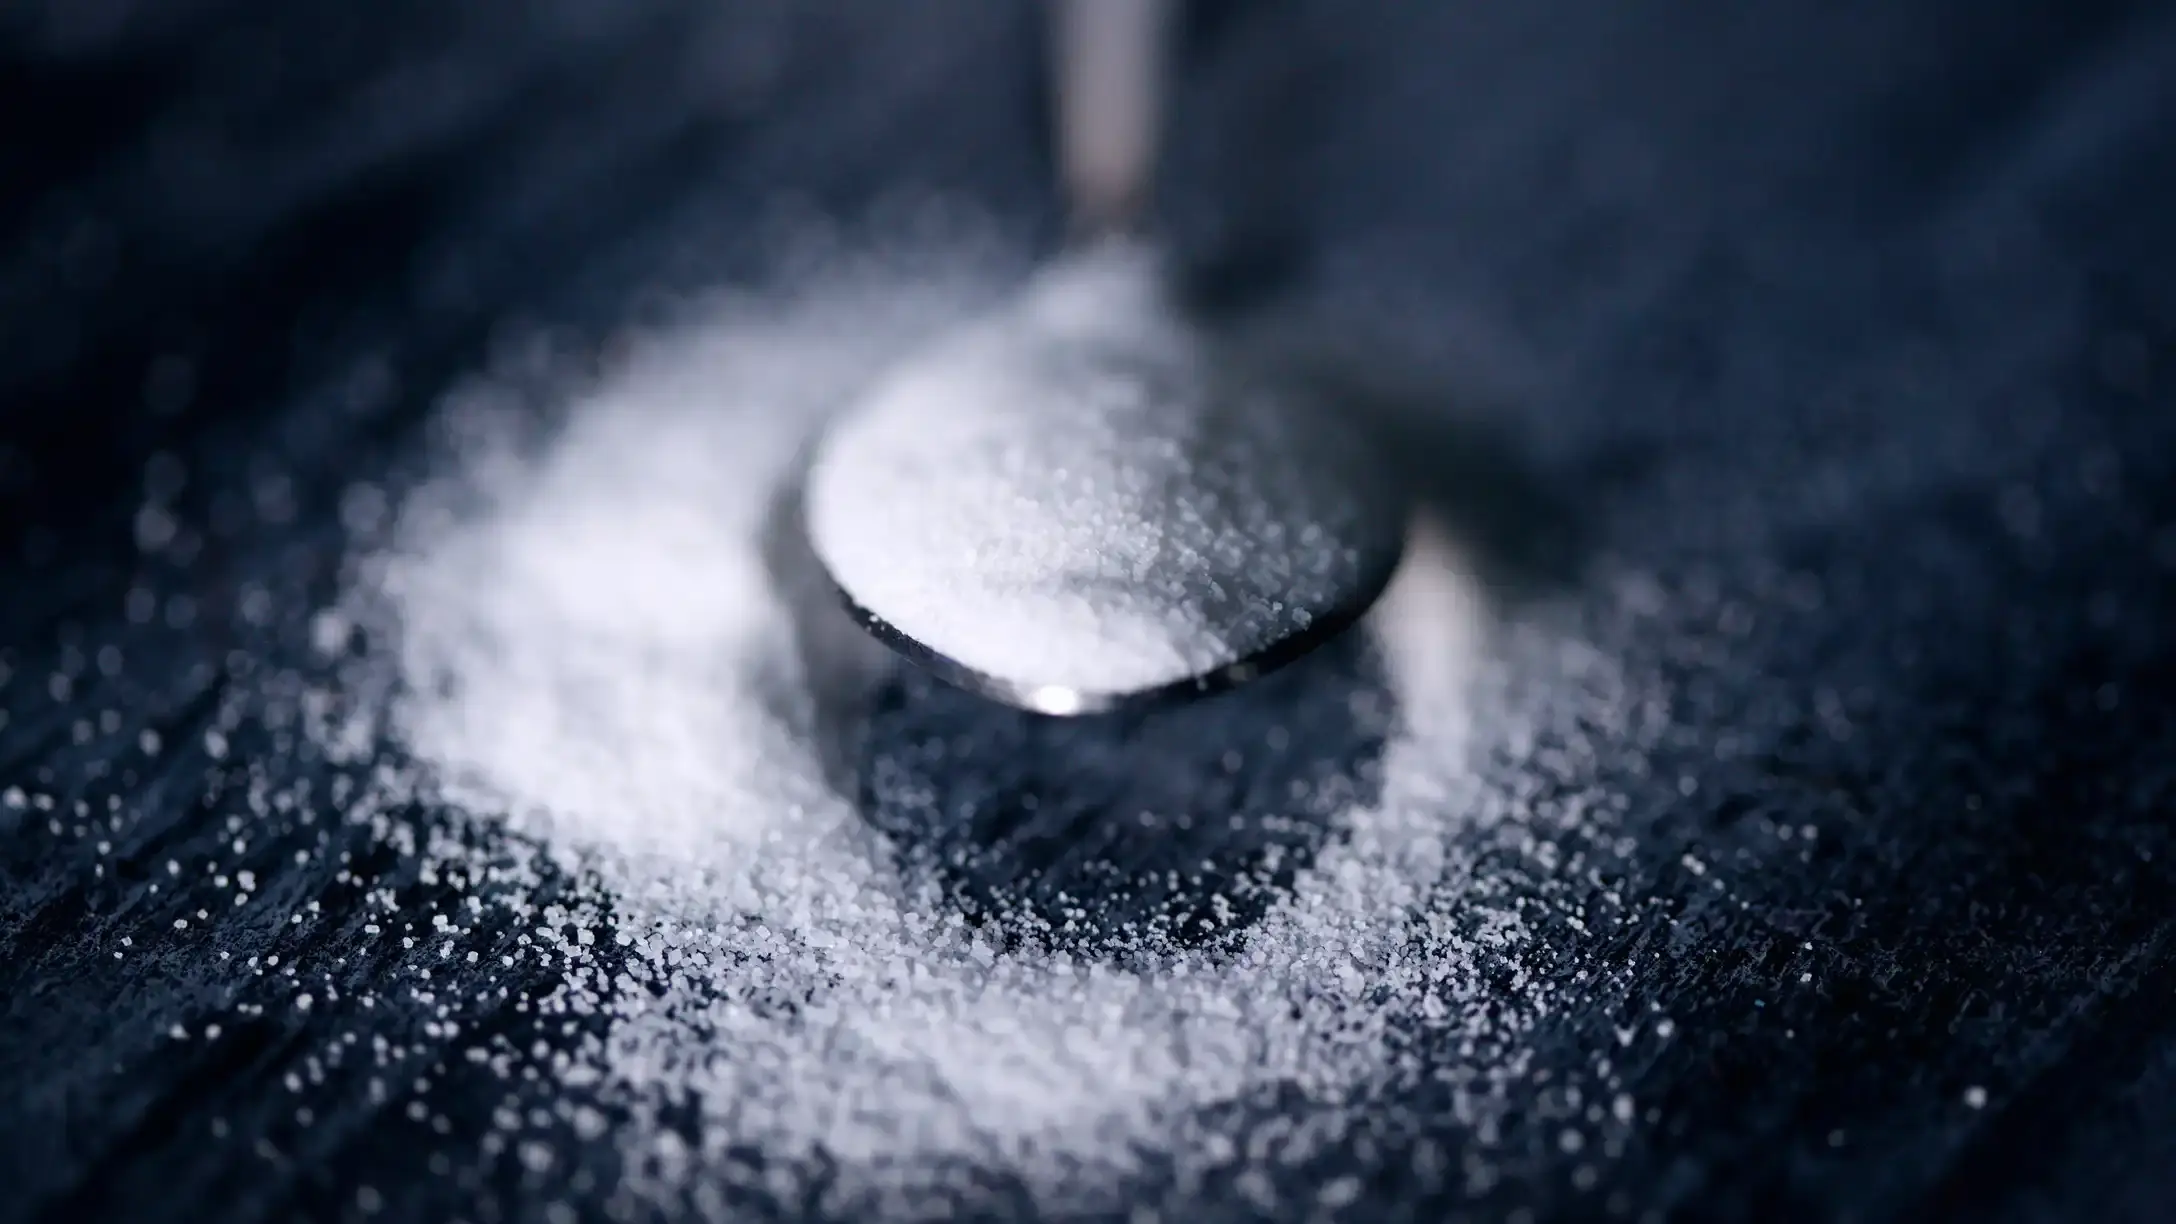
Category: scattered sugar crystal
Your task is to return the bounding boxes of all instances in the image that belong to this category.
[309,248,1642,1216]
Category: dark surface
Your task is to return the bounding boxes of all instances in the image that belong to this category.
[5,1,2176,1221]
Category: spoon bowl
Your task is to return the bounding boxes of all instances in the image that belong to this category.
[803,241,1409,715]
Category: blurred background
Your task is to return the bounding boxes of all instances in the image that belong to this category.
[6,0,2169,538]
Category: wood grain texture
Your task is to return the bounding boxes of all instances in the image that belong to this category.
[4,1,2174,1221]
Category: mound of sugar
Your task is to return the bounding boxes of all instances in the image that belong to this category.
[804,241,1408,701]
[341,253,1607,1216]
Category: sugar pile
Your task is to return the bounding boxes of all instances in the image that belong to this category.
[804,240,1407,703]
[328,248,1636,1217]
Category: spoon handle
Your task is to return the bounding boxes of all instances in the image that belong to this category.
[1049,0,1173,238]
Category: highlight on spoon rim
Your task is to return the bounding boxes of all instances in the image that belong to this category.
[824,527,1408,717]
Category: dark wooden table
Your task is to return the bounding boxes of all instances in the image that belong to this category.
[4,1,2174,1220]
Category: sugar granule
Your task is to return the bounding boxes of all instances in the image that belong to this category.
[332,253,1624,1216]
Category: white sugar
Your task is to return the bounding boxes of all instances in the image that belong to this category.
[327,244,1627,1216]
[804,241,1406,700]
